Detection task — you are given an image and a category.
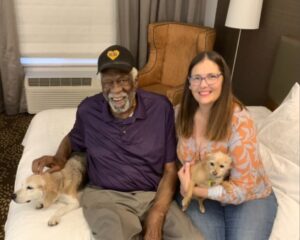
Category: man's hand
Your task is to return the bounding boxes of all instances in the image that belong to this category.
[32,135,71,174]
[32,155,65,174]
[142,162,177,239]
[177,162,192,197]
[143,208,165,240]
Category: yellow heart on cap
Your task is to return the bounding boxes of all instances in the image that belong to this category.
[107,50,120,60]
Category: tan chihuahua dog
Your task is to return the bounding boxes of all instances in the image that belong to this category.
[182,151,232,213]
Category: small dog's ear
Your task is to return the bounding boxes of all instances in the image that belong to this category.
[43,190,58,208]
[228,156,233,166]
[42,175,58,208]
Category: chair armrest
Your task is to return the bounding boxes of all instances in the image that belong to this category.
[166,85,184,106]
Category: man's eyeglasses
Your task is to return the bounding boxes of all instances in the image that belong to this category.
[188,73,222,86]
[102,76,131,89]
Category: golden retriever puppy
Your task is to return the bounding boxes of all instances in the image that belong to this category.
[182,151,232,213]
[12,154,86,226]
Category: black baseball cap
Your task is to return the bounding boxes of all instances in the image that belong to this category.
[97,45,135,73]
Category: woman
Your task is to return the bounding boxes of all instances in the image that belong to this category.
[176,51,277,240]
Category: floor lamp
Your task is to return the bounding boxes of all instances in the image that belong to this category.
[225,0,263,81]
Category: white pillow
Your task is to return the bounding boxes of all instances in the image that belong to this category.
[257,83,299,166]
[256,83,299,240]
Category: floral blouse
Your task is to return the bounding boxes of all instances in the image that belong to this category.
[177,108,272,204]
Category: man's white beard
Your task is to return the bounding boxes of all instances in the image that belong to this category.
[108,92,135,114]
[108,97,130,113]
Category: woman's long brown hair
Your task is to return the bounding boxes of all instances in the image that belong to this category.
[176,51,243,141]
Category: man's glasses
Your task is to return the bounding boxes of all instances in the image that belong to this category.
[189,73,222,86]
[102,76,131,89]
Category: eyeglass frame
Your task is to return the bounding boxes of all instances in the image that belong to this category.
[188,72,223,86]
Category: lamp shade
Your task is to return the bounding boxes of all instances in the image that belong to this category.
[225,0,263,29]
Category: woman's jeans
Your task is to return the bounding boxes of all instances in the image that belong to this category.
[176,191,278,240]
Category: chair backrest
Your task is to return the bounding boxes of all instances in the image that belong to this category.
[142,22,216,87]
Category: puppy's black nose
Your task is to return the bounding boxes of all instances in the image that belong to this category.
[11,193,17,200]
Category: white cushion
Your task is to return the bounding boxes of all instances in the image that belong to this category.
[256,83,299,240]
[257,83,299,167]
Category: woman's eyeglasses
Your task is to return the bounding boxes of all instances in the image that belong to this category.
[188,73,222,86]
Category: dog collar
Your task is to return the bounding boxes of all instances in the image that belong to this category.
[207,180,215,187]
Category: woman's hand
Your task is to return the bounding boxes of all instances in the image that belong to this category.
[177,162,192,197]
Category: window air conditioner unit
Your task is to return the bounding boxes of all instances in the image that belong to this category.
[24,60,101,114]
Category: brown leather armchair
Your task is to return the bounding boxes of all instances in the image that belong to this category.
[138,22,216,105]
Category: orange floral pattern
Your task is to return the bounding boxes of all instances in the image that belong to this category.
[177,109,272,204]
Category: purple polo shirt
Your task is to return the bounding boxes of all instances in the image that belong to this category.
[68,89,176,192]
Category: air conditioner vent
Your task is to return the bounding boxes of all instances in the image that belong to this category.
[25,67,101,113]
[28,77,92,87]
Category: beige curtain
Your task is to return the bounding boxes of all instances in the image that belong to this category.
[0,0,25,115]
[117,0,206,68]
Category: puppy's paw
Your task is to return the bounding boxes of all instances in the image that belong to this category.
[48,216,60,227]
[181,198,190,211]
[35,203,44,209]
[221,181,233,193]
[199,205,206,213]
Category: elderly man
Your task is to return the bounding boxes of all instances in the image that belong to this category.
[32,45,203,240]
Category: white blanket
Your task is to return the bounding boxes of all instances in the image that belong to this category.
[5,85,300,240]
[5,109,92,240]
